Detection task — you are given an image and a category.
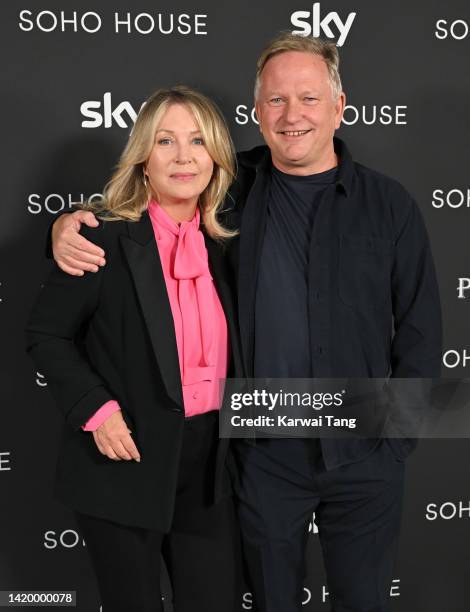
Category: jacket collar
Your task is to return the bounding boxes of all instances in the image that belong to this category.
[237,136,354,197]
[126,208,154,244]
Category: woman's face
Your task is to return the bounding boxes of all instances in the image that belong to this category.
[145,103,214,208]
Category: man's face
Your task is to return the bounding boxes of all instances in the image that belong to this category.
[255,51,345,175]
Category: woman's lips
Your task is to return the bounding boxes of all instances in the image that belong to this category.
[170,173,197,181]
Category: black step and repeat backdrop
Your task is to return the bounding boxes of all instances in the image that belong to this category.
[1,1,470,610]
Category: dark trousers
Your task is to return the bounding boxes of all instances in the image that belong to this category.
[74,411,242,612]
[233,438,405,612]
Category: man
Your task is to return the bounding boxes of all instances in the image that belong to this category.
[48,33,442,612]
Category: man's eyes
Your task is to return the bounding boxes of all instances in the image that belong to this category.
[268,97,318,104]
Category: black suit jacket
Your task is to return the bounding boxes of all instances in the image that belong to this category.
[26,210,243,530]
[223,138,442,467]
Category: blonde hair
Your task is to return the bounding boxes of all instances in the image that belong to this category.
[85,86,237,240]
[254,32,342,101]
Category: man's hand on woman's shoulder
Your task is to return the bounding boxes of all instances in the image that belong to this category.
[52,210,106,276]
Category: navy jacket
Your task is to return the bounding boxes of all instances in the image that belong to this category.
[224,137,442,468]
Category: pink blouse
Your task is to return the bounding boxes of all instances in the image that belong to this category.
[81,201,228,430]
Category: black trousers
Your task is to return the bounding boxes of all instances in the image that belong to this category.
[74,411,242,612]
[233,438,405,612]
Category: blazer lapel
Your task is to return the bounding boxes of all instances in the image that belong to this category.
[205,235,244,378]
[120,211,183,410]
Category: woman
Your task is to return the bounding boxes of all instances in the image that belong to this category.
[25,86,243,612]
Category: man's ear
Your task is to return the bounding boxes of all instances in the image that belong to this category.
[254,102,262,133]
[334,92,346,130]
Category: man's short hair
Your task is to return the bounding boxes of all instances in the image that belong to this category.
[254,32,343,101]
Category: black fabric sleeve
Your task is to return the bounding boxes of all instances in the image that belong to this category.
[27,223,113,431]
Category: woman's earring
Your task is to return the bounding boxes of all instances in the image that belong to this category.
[142,171,152,205]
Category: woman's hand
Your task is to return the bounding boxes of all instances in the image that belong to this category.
[52,210,106,276]
[92,411,141,462]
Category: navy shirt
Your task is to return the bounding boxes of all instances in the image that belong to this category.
[254,165,337,378]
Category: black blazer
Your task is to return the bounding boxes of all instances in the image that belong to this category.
[25,210,243,530]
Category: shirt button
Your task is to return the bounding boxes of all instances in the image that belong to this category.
[192,392,199,399]
[317,346,323,354]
